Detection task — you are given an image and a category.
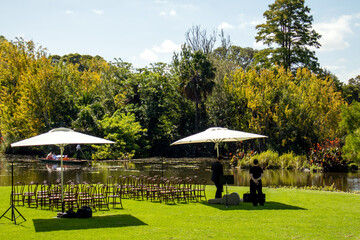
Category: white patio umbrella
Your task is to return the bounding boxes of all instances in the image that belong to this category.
[11,127,115,212]
[171,127,267,157]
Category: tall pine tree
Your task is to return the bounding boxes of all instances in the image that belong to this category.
[255,0,321,72]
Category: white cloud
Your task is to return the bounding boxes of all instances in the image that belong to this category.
[140,49,159,62]
[160,9,176,16]
[237,19,262,30]
[65,10,74,15]
[218,22,234,31]
[92,9,104,15]
[153,40,181,53]
[314,14,360,51]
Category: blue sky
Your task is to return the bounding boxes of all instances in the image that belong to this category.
[1,0,360,83]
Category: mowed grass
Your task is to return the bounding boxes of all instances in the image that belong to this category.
[0,185,359,239]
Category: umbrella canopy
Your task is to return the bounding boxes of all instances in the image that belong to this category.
[11,127,115,212]
[171,127,267,156]
[11,127,114,147]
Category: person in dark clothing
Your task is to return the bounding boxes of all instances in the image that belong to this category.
[249,158,264,206]
[76,144,81,160]
[211,155,224,199]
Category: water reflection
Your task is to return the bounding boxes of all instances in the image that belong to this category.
[0,155,359,192]
[230,168,360,191]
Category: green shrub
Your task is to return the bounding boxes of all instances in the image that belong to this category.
[279,152,295,169]
[230,149,257,168]
[293,155,308,170]
[238,155,250,168]
[303,162,310,169]
[232,149,307,170]
[343,128,360,165]
[349,163,359,171]
[254,150,279,169]
[92,111,148,160]
[310,164,322,172]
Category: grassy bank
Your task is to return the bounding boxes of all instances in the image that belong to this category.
[0,186,359,239]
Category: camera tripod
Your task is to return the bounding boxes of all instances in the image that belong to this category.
[0,162,26,225]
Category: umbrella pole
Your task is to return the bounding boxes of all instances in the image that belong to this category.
[215,143,219,158]
[60,145,65,213]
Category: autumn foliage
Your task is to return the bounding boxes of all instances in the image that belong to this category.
[309,139,349,172]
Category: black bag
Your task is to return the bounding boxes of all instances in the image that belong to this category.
[77,206,92,218]
[259,193,266,203]
[243,193,266,203]
[243,193,252,202]
[60,209,77,218]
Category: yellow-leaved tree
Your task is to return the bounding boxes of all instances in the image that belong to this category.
[224,66,344,154]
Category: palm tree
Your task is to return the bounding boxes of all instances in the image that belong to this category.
[174,46,216,132]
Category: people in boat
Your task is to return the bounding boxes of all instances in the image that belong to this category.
[76,144,81,160]
[52,153,59,160]
[46,152,53,160]
[46,152,59,160]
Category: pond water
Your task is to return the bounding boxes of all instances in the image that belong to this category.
[0,154,359,192]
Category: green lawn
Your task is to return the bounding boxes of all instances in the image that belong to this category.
[0,186,359,239]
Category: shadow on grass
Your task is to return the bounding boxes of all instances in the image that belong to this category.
[33,214,147,232]
[203,201,307,211]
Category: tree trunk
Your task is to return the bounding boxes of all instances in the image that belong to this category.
[195,102,199,133]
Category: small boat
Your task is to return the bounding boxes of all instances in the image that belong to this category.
[39,158,88,165]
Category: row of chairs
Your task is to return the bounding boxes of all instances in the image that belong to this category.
[10,175,207,211]
[11,180,120,211]
[113,175,207,204]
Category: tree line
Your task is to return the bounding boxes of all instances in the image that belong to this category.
[1,0,360,164]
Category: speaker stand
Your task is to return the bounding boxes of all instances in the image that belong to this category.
[0,162,26,225]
